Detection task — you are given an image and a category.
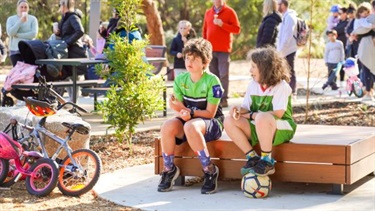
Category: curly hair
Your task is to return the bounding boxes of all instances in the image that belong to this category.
[182,38,212,65]
[247,47,290,87]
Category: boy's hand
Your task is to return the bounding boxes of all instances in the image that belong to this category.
[179,108,191,121]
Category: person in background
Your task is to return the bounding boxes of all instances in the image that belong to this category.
[333,7,349,87]
[6,0,38,66]
[345,3,358,59]
[106,9,120,37]
[256,0,282,48]
[158,38,223,194]
[203,0,241,108]
[224,47,296,177]
[277,0,298,99]
[322,30,345,91]
[0,24,6,63]
[54,0,87,101]
[170,20,195,77]
[351,1,375,101]
[327,4,341,31]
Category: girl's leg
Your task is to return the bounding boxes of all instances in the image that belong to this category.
[224,114,259,175]
[224,114,252,153]
[252,112,277,176]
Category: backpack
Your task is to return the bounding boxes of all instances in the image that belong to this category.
[294,18,309,46]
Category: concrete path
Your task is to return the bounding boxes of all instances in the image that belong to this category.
[93,164,375,211]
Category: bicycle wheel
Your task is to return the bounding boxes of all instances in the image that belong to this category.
[346,81,353,96]
[57,149,102,196]
[0,158,9,184]
[352,81,364,98]
[25,158,59,197]
[1,158,31,187]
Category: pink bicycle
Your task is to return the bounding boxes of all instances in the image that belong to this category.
[0,131,59,197]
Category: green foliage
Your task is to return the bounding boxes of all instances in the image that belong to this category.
[96,35,164,143]
[96,0,164,144]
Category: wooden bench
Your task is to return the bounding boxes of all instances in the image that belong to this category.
[154,124,375,194]
[11,79,106,90]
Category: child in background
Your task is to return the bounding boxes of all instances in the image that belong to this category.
[170,20,195,77]
[158,38,223,194]
[224,47,296,176]
[323,30,345,90]
[327,5,341,31]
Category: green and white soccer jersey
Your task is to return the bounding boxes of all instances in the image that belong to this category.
[241,80,297,146]
[174,71,224,119]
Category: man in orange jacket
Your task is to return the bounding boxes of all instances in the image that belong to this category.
[203,0,241,108]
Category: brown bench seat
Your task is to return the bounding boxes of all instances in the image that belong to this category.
[154,124,375,194]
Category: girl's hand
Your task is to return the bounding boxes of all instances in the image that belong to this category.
[176,52,183,58]
[230,106,240,120]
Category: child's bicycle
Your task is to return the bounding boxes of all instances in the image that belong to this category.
[1,71,102,196]
[344,57,364,98]
[0,131,59,197]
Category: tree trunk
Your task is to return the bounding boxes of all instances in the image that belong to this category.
[141,0,165,45]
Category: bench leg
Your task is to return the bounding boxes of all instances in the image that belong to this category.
[93,93,98,111]
[163,88,167,117]
[175,176,185,186]
[329,184,344,195]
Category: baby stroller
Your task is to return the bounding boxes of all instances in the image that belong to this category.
[1,40,59,107]
[322,62,343,91]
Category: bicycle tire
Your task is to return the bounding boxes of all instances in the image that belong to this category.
[57,148,102,196]
[0,158,9,184]
[352,81,364,98]
[0,158,31,187]
[25,158,59,197]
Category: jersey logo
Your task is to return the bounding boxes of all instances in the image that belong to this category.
[212,85,223,98]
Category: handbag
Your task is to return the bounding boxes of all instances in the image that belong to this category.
[45,40,68,78]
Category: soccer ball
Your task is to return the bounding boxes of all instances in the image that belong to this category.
[241,173,272,198]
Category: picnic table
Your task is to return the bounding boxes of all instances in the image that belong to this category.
[35,58,108,103]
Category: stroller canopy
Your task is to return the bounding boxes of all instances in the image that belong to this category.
[18,40,47,65]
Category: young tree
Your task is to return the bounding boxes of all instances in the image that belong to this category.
[97,0,164,144]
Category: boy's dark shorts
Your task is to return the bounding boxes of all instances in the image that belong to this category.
[175,117,223,145]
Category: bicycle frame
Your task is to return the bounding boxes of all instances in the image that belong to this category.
[18,118,81,170]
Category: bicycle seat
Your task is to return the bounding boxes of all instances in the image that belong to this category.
[62,122,90,135]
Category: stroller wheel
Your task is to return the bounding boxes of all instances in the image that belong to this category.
[1,95,14,107]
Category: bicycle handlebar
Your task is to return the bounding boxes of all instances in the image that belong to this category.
[57,102,88,113]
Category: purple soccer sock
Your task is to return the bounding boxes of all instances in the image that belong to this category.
[197,149,211,172]
[162,152,174,171]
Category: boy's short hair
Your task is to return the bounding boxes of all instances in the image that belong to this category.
[326,29,338,36]
[182,38,212,65]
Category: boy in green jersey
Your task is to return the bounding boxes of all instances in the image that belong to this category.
[158,38,224,194]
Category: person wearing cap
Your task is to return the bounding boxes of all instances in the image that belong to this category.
[327,4,341,31]
[6,0,38,66]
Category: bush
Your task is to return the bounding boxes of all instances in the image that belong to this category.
[96,35,164,144]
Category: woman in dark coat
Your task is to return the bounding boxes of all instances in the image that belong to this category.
[55,0,87,80]
[256,0,282,48]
